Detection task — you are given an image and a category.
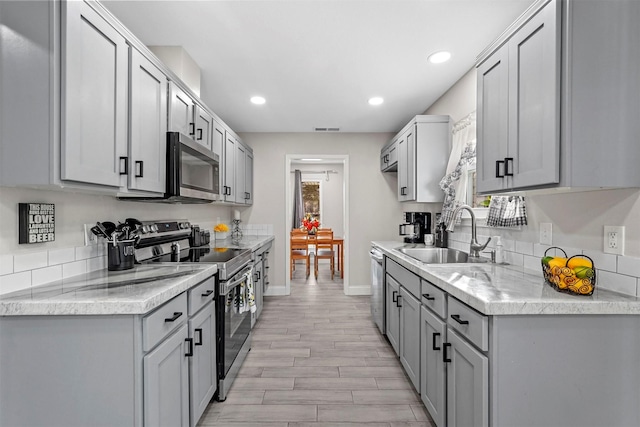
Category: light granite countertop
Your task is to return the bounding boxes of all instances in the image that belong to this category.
[212,235,274,252]
[373,241,640,316]
[0,264,217,316]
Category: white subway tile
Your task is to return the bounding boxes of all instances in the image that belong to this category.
[582,250,617,273]
[505,251,524,267]
[617,256,640,278]
[48,248,75,266]
[75,245,93,261]
[97,242,106,257]
[87,256,106,272]
[515,241,534,256]
[533,244,553,258]
[14,251,48,273]
[502,238,516,252]
[32,265,63,287]
[597,270,637,297]
[0,255,13,275]
[62,260,87,279]
[523,254,540,273]
[0,271,31,295]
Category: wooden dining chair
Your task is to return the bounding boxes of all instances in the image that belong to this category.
[314,229,334,280]
[290,231,310,279]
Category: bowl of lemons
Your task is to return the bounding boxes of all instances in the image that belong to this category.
[541,247,595,296]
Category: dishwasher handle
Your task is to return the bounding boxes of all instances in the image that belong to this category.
[370,248,384,263]
[220,264,253,295]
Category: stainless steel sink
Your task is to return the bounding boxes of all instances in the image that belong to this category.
[395,247,489,264]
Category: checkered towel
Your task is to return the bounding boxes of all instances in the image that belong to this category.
[486,196,528,227]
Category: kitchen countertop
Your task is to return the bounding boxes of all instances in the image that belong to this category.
[373,241,640,316]
[212,235,274,252]
[0,264,217,316]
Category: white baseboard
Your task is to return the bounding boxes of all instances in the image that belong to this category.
[345,285,371,296]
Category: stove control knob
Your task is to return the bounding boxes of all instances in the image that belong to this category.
[150,224,159,233]
[179,222,190,229]
[142,225,150,234]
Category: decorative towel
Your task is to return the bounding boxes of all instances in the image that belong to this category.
[486,196,528,227]
[225,268,256,314]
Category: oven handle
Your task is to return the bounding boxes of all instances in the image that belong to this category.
[220,264,253,296]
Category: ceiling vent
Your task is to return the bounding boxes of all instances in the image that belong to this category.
[314,127,340,132]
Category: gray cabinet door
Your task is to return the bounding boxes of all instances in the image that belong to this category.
[476,45,509,194]
[420,306,447,427]
[446,328,488,427]
[62,0,128,187]
[129,48,167,193]
[397,133,408,200]
[245,150,254,205]
[169,82,195,137]
[194,105,213,151]
[399,286,420,391]
[223,132,236,201]
[252,258,263,326]
[403,128,416,201]
[235,142,247,204]
[507,1,560,189]
[188,303,216,427]
[144,324,190,427]
[385,274,400,356]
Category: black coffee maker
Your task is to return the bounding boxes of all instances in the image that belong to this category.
[399,212,431,244]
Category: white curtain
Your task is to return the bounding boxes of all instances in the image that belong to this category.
[439,111,476,226]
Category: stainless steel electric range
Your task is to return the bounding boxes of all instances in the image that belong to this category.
[133,219,253,401]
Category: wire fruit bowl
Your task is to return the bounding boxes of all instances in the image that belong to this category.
[541,247,596,296]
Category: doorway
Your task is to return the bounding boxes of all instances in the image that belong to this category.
[285,154,349,295]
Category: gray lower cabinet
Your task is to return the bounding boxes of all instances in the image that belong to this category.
[252,257,263,328]
[420,305,447,427]
[385,274,401,355]
[144,324,190,427]
[445,327,489,427]
[399,286,421,391]
[188,301,216,427]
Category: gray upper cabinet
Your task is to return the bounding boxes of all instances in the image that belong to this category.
[223,132,236,202]
[476,0,640,193]
[245,150,254,205]
[235,142,247,204]
[194,105,214,151]
[169,82,197,138]
[380,139,398,172]
[129,48,167,193]
[387,116,451,202]
[61,0,128,187]
[221,131,254,205]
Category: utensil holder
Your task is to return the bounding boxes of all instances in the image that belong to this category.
[541,247,596,296]
[108,239,136,271]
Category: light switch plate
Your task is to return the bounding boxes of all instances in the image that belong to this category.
[539,222,552,245]
[604,225,624,255]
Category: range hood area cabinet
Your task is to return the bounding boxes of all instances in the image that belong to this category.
[168,82,217,155]
[383,116,451,203]
[476,0,640,194]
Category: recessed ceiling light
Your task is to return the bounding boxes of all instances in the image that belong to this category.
[300,158,322,162]
[428,51,452,64]
[250,96,266,105]
[368,97,384,106]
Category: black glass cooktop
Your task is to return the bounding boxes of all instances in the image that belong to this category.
[141,246,245,264]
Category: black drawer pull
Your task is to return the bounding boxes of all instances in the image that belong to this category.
[504,157,514,176]
[443,342,451,363]
[392,290,397,303]
[451,314,469,325]
[495,159,505,178]
[396,295,402,308]
[422,293,435,301]
[185,338,194,357]
[432,332,441,351]
[164,312,183,322]
[195,328,203,346]
[201,290,213,297]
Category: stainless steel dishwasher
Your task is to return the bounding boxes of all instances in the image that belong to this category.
[370,246,385,334]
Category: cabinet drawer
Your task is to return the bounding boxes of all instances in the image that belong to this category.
[447,297,488,352]
[421,281,446,319]
[143,292,188,352]
[386,258,420,299]
[188,277,216,316]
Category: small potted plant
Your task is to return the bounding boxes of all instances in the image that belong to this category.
[214,223,229,240]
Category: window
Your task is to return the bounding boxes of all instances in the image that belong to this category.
[302,181,321,222]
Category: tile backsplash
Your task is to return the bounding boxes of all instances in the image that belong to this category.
[0,223,274,296]
[448,230,640,298]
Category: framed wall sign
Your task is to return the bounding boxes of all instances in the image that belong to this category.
[18,203,55,244]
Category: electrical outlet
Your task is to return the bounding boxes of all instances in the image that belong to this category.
[604,225,625,255]
[84,224,97,246]
[539,222,553,245]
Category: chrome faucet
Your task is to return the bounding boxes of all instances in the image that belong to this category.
[446,205,491,258]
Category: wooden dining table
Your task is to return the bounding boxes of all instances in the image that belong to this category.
[307,234,344,279]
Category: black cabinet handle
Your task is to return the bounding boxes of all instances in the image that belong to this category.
[422,293,435,301]
[195,328,203,346]
[495,160,505,178]
[201,290,213,297]
[119,157,128,175]
[400,186,407,196]
[504,157,514,176]
[256,271,261,280]
[396,294,402,308]
[185,338,194,356]
[392,290,398,303]
[164,312,182,322]
[432,332,441,351]
[197,128,203,140]
[245,192,250,200]
[443,342,451,363]
[451,314,469,325]
[189,122,195,136]
[135,161,144,178]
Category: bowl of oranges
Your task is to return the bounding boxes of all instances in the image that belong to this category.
[541,247,596,296]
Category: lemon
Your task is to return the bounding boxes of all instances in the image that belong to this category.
[568,258,593,270]
[547,258,567,270]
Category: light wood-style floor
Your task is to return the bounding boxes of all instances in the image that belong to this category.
[198,260,434,426]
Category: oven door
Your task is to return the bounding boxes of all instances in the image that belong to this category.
[167,132,220,202]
